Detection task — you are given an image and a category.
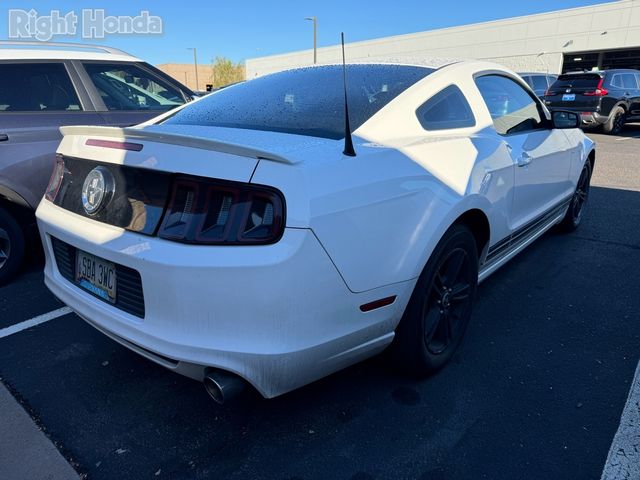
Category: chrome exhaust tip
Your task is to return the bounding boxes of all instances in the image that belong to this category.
[203,369,245,405]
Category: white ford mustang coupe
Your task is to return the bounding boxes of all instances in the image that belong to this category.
[37,61,594,403]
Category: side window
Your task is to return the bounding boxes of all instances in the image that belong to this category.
[621,74,639,90]
[0,63,82,112]
[531,75,549,94]
[610,75,623,88]
[475,75,543,135]
[83,63,186,111]
[416,85,475,131]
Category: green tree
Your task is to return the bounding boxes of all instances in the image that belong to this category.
[211,56,245,88]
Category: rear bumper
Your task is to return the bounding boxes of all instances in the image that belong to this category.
[36,200,411,398]
[547,107,607,126]
[579,111,608,126]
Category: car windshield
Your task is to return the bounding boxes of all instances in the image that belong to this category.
[162,64,434,139]
[551,74,601,89]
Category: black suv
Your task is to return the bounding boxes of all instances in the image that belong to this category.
[543,69,640,134]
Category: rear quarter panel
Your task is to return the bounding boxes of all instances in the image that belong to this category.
[252,62,518,293]
[561,128,595,182]
[601,80,627,115]
[251,135,513,293]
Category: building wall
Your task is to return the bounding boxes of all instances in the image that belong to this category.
[246,0,640,78]
[156,63,212,91]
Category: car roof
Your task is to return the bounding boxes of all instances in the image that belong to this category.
[600,69,640,74]
[264,57,466,74]
[517,72,557,76]
[257,60,522,86]
[0,41,141,62]
[561,69,640,77]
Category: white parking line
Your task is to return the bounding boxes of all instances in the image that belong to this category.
[615,135,640,141]
[0,307,73,340]
[601,360,640,479]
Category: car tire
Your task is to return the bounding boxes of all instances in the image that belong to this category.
[392,224,478,376]
[603,106,626,135]
[559,160,592,232]
[0,206,25,285]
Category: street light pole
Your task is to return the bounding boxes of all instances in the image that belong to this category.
[187,47,199,91]
[304,16,317,64]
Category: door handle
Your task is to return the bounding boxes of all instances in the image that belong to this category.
[0,134,8,142]
[517,152,532,167]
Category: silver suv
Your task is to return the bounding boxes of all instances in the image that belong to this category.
[0,41,194,283]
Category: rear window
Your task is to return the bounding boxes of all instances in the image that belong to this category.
[551,74,601,89]
[163,64,434,140]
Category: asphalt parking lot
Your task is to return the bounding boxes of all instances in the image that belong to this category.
[1,126,639,480]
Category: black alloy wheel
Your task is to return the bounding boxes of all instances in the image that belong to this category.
[612,110,626,135]
[423,247,474,355]
[559,160,592,232]
[571,164,590,224]
[0,226,10,271]
[0,206,25,285]
[604,106,626,135]
[393,224,478,375]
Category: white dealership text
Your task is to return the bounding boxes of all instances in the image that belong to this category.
[7,9,163,41]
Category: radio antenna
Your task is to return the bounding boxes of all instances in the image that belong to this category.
[341,32,356,157]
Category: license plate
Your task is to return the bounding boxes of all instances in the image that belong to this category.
[562,94,576,101]
[76,250,117,303]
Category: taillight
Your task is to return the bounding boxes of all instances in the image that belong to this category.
[584,78,608,96]
[158,176,285,245]
[45,155,65,202]
[544,89,556,96]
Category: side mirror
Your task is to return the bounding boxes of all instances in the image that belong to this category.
[552,110,580,129]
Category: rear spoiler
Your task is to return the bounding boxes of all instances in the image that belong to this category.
[59,125,293,164]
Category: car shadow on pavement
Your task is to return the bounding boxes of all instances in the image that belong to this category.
[591,121,640,138]
[618,122,640,137]
[619,123,640,137]
[0,185,639,480]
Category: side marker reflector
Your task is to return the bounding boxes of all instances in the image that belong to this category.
[359,295,397,312]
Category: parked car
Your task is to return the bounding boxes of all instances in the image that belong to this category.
[0,41,194,284]
[543,69,640,134]
[518,72,558,97]
[36,61,594,403]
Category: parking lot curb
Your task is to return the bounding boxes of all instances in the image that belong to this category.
[0,382,78,480]
[601,360,640,480]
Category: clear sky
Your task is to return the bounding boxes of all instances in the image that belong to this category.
[1,0,611,65]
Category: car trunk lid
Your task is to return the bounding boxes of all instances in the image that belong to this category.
[53,124,302,235]
[53,124,340,235]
